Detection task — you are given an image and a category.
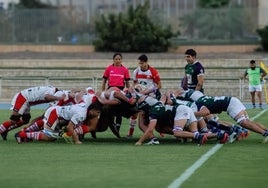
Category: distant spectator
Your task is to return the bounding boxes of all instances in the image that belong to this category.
[243,60,266,109]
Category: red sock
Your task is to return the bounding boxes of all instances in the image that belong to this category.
[81,125,90,134]
[75,125,90,135]
[36,119,44,129]
[19,131,27,138]
[66,131,72,136]
[128,127,134,136]
[7,120,24,131]
[1,121,12,129]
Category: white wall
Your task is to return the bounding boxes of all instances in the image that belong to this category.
[0,0,19,9]
[259,0,268,28]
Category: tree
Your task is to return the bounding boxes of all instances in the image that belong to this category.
[257,26,268,51]
[93,1,174,52]
[16,0,53,9]
[198,0,230,8]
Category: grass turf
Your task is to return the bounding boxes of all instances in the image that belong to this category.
[0,109,267,188]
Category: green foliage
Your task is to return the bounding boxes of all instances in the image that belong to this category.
[199,0,230,8]
[256,25,268,51]
[16,0,54,9]
[93,1,174,52]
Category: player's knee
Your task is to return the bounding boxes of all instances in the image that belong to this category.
[10,114,21,122]
[236,115,248,125]
[22,114,31,124]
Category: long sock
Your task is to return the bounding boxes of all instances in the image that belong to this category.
[19,131,41,140]
[262,130,268,137]
[75,125,90,135]
[128,127,134,136]
[193,132,199,139]
[0,121,12,133]
[24,119,44,132]
[7,120,25,131]
[128,118,137,136]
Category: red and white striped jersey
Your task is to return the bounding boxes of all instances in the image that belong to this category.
[133,66,160,88]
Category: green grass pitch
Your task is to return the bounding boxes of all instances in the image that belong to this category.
[0,109,267,188]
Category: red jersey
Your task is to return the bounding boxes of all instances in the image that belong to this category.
[103,64,130,88]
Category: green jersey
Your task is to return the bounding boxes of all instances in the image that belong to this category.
[245,67,263,85]
[196,96,231,114]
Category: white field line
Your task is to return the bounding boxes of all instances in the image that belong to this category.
[167,109,267,188]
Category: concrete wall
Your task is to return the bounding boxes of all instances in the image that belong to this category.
[0,44,260,53]
[0,58,257,102]
[259,0,268,28]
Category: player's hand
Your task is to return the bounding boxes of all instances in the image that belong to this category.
[75,140,82,145]
[135,142,142,146]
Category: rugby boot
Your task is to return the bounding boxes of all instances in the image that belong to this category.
[145,137,160,145]
[217,132,229,144]
[1,131,8,141]
[196,134,207,146]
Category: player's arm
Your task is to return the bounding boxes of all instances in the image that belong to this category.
[196,74,204,91]
[95,91,121,105]
[66,121,81,144]
[156,80,162,90]
[194,105,211,117]
[101,78,107,91]
[260,68,267,79]
[135,119,157,145]
[242,70,248,80]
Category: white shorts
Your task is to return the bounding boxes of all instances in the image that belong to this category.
[226,97,246,121]
[10,92,30,114]
[43,107,60,130]
[174,105,197,126]
[249,84,262,92]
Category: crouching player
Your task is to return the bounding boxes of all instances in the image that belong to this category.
[135,94,208,146]
[15,99,101,144]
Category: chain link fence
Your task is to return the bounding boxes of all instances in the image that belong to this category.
[0,0,260,45]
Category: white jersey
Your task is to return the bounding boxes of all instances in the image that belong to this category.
[82,93,97,108]
[21,86,57,103]
[181,89,204,101]
[49,90,73,107]
[56,102,87,125]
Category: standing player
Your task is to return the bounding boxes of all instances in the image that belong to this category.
[101,53,131,134]
[0,86,65,141]
[182,49,205,93]
[127,54,162,137]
